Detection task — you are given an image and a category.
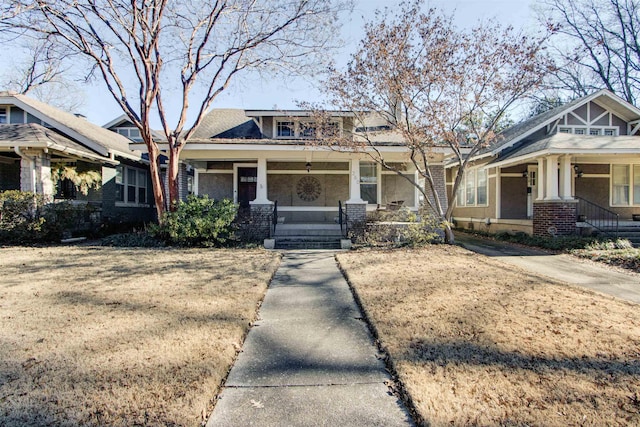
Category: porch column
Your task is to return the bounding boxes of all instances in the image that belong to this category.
[544,155,560,200]
[495,167,501,219]
[345,158,366,235]
[251,156,271,205]
[346,158,364,203]
[559,155,573,200]
[536,157,545,200]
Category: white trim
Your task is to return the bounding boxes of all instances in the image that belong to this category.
[277,206,339,212]
[267,170,348,175]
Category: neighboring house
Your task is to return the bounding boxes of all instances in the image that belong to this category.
[124,108,449,231]
[0,92,155,225]
[449,89,640,238]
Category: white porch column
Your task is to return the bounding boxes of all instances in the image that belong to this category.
[251,156,271,205]
[536,157,545,200]
[545,155,560,200]
[495,167,501,219]
[559,155,573,200]
[346,158,364,203]
[193,169,200,196]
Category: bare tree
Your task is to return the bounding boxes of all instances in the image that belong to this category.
[0,37,85,112]
[313,1,553,244]
[5,0,351,221]
[537,0,640,104]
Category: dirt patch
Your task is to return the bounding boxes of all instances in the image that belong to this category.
[338,246,640,426]
[0,246,280,426]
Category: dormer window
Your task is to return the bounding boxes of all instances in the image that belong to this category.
[558,126,618,136]
[274,118,341,139]
[116,127,142,142]
[276,120,295,137]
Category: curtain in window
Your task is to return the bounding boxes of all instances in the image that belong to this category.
[612,165,630,205]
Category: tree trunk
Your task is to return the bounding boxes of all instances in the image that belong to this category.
[147,143,166,223]
[443,222,455,245]
[167,145,181,211]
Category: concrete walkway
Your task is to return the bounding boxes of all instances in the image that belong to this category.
[456,233,640,304]
[207,251,413,427]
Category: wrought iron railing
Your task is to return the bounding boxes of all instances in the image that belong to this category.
[338,200,349,238]
[271,200,278,237]
[576,196,619,238]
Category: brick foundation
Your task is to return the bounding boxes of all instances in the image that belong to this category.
[533,200,578,237]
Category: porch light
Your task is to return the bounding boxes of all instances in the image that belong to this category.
[306,161,312,173]
[573,164,583,178]
[522,170,528,178]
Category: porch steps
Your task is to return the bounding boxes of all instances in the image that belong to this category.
[587,221,640,246]
[272,223,345,250]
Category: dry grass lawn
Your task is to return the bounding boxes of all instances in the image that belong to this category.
[0,246,280,427]
[338,246,640,427]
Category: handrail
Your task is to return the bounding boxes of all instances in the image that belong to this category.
[575,196,619,239]
[338,200,349,238]
[271,200,278,237]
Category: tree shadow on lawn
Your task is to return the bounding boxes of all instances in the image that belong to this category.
[404,339,640,377]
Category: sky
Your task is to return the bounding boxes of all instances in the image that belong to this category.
[4,0,539,127]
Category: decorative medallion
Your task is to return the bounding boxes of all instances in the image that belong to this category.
[296,176,322,202]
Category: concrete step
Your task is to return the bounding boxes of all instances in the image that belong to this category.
[273,224,344,238]
[274,239,343,250]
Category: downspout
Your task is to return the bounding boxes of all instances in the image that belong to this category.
[14,146,37,194]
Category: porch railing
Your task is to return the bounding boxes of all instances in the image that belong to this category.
[576,196,619,239]
[338,200,349,238]
[271,200,278,237]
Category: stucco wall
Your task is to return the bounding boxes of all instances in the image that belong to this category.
[381,174,415,206]
[199,173,233,200]
[268,174,348,206]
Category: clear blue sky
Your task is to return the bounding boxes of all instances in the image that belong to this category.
[75,0,538,126]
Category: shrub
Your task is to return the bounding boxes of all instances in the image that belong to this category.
[150,195,238,247]
[358,208,443,247]
[101,231,165,247]
[0,191,46,243]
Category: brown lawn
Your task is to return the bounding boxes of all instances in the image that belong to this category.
[337,246,640,427]
[0,246,280,427]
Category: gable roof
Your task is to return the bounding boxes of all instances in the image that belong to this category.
[0,91,140,160]
[478,89,640,161]
[191,109,262,140]
[0,123,112,163]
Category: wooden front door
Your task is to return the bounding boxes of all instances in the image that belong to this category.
[237,167,257,209]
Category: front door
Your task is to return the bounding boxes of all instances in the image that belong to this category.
[237,167,257,209]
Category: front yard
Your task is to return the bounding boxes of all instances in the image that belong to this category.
[337,246,640,426]
[0,246,280,426]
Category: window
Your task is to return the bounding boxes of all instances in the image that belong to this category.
[55,178,77,199]
[116,165,147,205]
[0,107,6,124]
[456,168,488,207]
[300,122,317,138]
[359,162,377,204]
[116,127,142,142]
[635,166,640,205]
[275,119,341,138]
[558,126,617,136]
[612,164,631,206]
[276,121,295,137]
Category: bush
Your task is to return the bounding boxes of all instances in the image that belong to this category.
[358,208,443,247]
[0,191,46,243]
[491,230,605,251]
[150,195,238,247]
[101,231,165,247]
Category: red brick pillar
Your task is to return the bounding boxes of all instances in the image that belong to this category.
[533,200,578,237]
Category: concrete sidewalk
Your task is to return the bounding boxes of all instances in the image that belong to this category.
[456,233,640,304]
[207,251,413,427]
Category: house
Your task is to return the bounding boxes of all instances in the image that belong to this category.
[449,89,640,239]
[124,108,449,241]
[0,92,155,227]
